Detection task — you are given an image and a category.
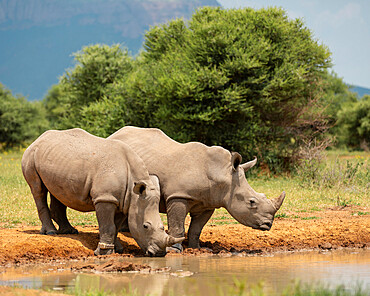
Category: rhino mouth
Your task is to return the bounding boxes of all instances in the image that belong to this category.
[255,222,272,231]
[145,247,167,257]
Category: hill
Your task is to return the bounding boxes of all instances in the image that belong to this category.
[349,85,370,98]
[0,0,220,100]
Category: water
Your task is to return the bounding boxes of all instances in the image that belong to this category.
[1,249,369,295]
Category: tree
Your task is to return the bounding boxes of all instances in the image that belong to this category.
[336,95,370,150]
[129,7,332,169]
[43,84,69,129]
[0,83,48,148]
[318,71,370,150]
[320,71,358,136]
[53,44,134,135]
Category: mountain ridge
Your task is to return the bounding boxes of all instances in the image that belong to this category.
[349,85,370,98]
[0,0,220,100]
[1,0,368,101]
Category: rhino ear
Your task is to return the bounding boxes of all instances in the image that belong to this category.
[231,152,242,171]
[240,157,257,172]
[133,181,147,197]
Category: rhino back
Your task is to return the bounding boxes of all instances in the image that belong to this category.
[28,129,132,212]
[109,127,232,206]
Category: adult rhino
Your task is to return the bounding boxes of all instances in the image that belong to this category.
[22,128,183,256]
[108,126,286,251]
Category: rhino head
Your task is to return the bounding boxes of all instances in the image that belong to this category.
[223,153,285,231]
[128,175,184,256]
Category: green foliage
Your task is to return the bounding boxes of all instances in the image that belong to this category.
[133,7,332,169]
[78,94,127,138]
[62,43,133,106]
[320,71,358,126]
[319,71,369,150]
[3,7,369,165]
[0,83,48,148]
[42,84,69,129]
[48,44,134,136]
[39,8,334,170]
[336,95,370,150]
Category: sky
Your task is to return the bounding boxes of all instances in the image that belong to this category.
[218,0,370,89]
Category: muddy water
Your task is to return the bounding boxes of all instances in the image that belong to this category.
[1,249,369,295]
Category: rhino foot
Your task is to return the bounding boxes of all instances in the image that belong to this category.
[114,240,124,254]
[188,242,201,249]
[94,248,115,256]
[94,242,115,256]
[57,227,79,235]
[40,227,57,235]
[166,243,183,253]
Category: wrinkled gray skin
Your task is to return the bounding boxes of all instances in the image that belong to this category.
[108,126,286,252]
[21,128,183,256]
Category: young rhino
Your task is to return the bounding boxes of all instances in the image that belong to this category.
[21,128,183,256]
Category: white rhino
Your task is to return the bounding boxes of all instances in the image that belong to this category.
[108,126,286,251]
[21,128,183,256]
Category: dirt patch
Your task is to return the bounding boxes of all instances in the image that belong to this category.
[0,208,369,266]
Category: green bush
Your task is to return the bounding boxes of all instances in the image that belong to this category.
[0,83,48,148]
[43,7,333,170]
[45,44,134,136]
[320,72,358,127]
[336,95,370,150]
[129,7,331,170]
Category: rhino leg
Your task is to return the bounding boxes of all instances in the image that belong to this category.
[50,194,78,234]
[94,201,118,256]
[113,212,125,254]
[188,209,214,249]
[118,216,130,233]
[166,198,188,252]
[22,155,56,235]
[27,177,57,235]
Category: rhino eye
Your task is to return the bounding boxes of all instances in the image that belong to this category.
[249,199,257,207]
[143,222,151,229]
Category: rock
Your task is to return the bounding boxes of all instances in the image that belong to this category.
[320,242,332,250]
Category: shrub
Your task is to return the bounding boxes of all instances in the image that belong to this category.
[46,44,134,136]
[336,95,370,150]
[0,83,48,148]
[130,7,331,170]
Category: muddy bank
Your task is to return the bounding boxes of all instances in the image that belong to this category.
[0,286,68,296]
[0,208,369,267]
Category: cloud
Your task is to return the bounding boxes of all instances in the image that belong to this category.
[317,2,364,28]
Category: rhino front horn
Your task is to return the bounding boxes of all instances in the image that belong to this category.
[272,191,286,211]
[166,235,185,247]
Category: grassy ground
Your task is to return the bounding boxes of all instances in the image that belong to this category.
[0,149,368,229]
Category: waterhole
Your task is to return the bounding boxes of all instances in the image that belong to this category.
[0,249,369,295]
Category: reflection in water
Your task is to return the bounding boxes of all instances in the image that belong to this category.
[0,249,369,295]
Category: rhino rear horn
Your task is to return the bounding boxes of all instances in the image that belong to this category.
[272,191,286,211]
[166,235,185,247]
[240,157,257,172]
